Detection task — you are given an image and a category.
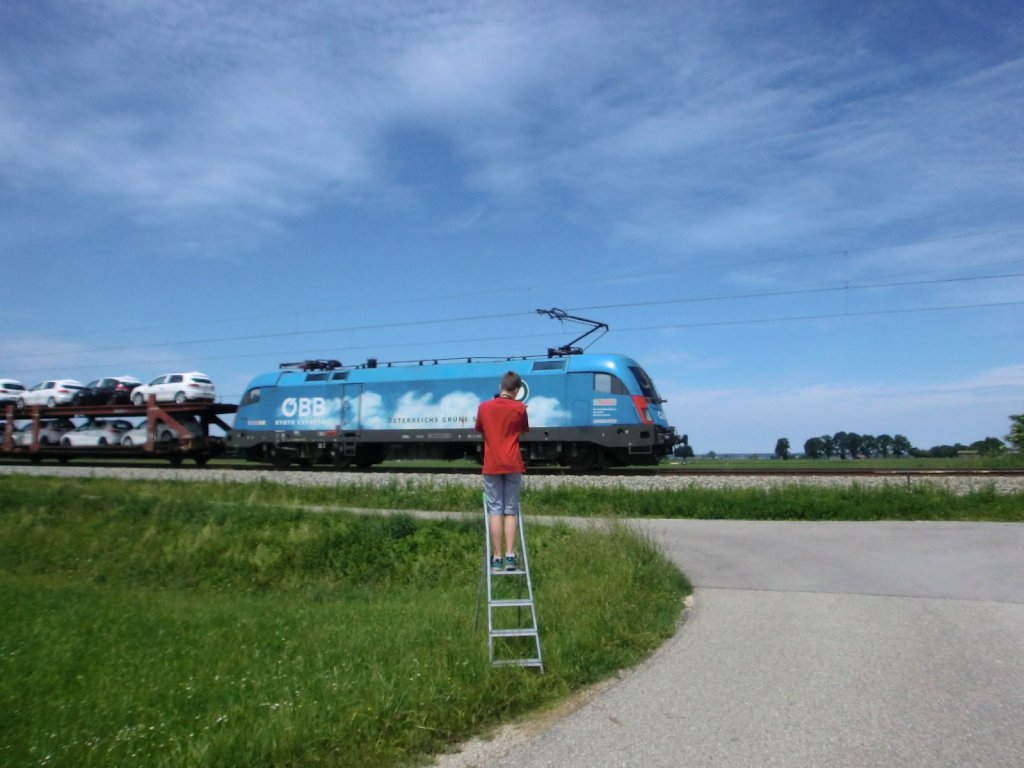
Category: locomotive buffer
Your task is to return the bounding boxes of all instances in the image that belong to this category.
[476,495,544,672]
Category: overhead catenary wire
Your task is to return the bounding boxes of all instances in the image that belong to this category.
[9,271,1024,364]
[49,224,1024,337]
[9,298,1024,380]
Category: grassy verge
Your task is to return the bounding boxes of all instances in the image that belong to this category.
[84,475,1022,522]
[520,482,1024,521]
[0,476,688,768]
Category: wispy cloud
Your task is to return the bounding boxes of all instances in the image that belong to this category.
[2,1,1021,256]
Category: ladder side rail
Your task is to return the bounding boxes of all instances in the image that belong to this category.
[516,509,544,670]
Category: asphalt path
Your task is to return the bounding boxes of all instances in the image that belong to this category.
[442,519,1024,768]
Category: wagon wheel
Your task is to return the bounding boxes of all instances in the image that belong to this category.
[332,451,353,470]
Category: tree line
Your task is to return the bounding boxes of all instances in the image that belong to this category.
[774,412,1024,459]
[671,414,1024,460]
[795,432,914,459]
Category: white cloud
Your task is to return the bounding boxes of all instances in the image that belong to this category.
[3,0,1022,259]
[393,390,480,424]
[524,395,569,428]
[352,391,387,430]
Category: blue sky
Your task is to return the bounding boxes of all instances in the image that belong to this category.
[2,0,1022,453]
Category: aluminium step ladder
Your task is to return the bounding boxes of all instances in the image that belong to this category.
[477,494,544,672]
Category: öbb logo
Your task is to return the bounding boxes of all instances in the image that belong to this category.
[280,397,328,418]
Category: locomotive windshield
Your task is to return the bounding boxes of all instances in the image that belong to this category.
[629,366,665,403]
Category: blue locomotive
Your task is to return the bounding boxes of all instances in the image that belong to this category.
[227,352,681,471]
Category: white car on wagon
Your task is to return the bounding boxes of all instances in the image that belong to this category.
[60,418,134,446]
[0,379,26,405]
[131,372,216,405]
[18,379,84,408]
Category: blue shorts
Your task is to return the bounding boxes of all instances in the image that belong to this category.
[483,474,522,517]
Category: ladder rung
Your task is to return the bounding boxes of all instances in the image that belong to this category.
[491,598,534,607]
[491,628,539,638]
[491,569,526,576]
[491,658,543,668]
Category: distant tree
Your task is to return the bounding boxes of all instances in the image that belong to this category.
[860,434,878,458]
[804,437,826,459]
[892,434,913,457]
[705,450,718,460]
[969,437,1005,456]
[774,437,791,460]
[1007,414,1024,451]
[841,432,863,459]
[876,434,894,457]
[674,443,695,459]
[820,434,835,458]
[833,431,849,459]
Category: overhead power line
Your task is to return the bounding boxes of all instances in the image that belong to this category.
[569,272,1024,312]
[8,299,1024,378]
[56,224,1024,337]
[13,270,1022,362]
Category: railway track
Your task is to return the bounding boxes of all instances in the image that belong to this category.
[2,457,1022,478]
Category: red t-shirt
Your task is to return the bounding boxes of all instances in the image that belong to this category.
[475,395,529,474]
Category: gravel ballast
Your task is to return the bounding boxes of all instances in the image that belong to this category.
[2,464,1022,495]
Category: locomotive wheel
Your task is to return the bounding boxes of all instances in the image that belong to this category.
[332,453,353,470]
[567,445,599,473]
[354,447,383,469]
[272,452,292,470]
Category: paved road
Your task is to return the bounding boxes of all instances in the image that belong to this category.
[444,519,1024,768]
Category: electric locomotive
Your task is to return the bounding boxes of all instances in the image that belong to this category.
[228,352,680,471]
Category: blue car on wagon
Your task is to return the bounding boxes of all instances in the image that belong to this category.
[227,352,681,471]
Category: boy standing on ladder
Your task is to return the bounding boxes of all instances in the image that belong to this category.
[475,371,530,572]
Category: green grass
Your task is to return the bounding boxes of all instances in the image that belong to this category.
[520,482,1024,521]
[100,474,1021,522]
[0,476,688,768]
